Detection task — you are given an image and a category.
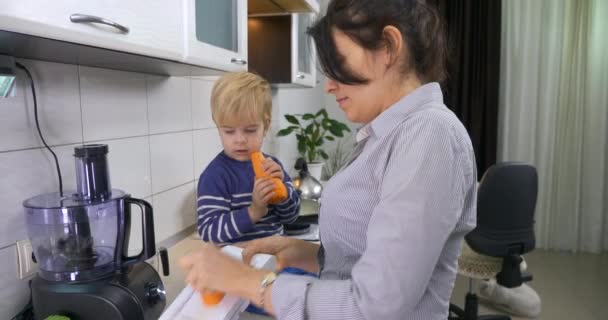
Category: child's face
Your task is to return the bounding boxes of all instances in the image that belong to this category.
[217,120,267,161]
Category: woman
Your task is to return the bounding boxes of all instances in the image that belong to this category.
[179,1,477,319]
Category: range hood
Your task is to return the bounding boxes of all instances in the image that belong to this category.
[249,0,320,15]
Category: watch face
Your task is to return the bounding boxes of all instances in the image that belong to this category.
[264,272,277,285]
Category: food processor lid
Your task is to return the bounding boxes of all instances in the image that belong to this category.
[74,144,108,158]
[23,189,128,210]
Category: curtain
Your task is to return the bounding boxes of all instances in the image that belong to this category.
[499,0,608,252]
[435,0,502,179]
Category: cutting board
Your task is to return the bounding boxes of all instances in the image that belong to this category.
[160,246,276,320]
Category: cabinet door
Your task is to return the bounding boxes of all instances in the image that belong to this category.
[291,13,316,87]
[184,0,248,71]
[0,0,183,61]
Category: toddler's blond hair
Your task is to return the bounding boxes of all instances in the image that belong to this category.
[211,72,272,129]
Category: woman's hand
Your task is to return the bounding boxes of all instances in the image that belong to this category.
[179,244,253,294]
[242,236,321,274]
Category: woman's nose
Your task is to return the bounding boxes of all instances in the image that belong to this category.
[325,78,338,93]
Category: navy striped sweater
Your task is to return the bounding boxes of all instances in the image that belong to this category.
[196,151,300,244]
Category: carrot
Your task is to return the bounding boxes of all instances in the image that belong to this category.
[201,291,225,306]
[268,179,288,204]
[250,151,288,204]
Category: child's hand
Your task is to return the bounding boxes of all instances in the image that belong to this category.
[263,157,284,180]
[249,177,276,222]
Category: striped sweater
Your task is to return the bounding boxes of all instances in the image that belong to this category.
[196,151,300,244]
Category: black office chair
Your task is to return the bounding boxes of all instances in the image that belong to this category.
[449,162,538,320]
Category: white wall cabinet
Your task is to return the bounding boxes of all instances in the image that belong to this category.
[0,0,183,61]
[183,0,248,72]
[0,0,320,75]
[291,12,317,87]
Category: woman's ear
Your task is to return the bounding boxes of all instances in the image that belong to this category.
[382,25,404,68]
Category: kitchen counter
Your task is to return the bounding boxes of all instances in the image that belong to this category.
[159,233,274,320]
[298,199,320,217]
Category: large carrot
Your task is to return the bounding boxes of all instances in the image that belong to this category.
[250,151,288,204]
[201,291,225,306]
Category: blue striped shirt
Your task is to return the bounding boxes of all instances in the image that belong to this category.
[271,83,477,320]
[196,152,300,244]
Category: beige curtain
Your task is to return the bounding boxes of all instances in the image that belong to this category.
[498,0,608,252]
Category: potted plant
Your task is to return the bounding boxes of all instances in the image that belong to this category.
[277,108,351,180]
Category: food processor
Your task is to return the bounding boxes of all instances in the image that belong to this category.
[23,144,168,320]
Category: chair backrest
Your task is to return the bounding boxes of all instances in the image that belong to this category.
[465,162,538,257]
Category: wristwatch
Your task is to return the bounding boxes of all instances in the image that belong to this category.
[259,271,278,308]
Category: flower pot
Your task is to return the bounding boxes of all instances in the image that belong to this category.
[307,162,324,181]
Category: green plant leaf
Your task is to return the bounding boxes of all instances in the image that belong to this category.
[308,149,316,163]
[312,126,320,142]
[329,124,345,137]
[303,137,317,162]
[277,127,295,136]
[318,149,329,160]
[306,140,316,151]
[305,123,314,134]
[339,122,351,132]
[316,108,328,119]
[280,109,352,162]
[285,114,300,125]
[297,139,306,155]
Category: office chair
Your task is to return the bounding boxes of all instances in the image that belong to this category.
[449,162,538,320]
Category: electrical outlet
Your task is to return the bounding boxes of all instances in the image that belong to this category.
[16,239,37,279]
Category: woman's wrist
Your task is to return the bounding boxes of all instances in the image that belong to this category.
[293,240,322,274]
[230,266,267,304]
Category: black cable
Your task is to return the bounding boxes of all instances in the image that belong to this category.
[15,62,64,197]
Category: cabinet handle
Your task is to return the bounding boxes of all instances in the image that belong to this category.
[296,74,306,79]
[70,14,130,34]
[230,58,247,65]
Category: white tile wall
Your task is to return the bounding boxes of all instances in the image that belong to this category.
[0,144,78,249]
[100,136,152,199]
[80,66,148,141]
[152,182,196,244]
[147,76,192,134]
[0,58,322,318]
[191,78,217,129]
[262,121,280,157]
[192,128,223,179]
[0,58,82,152]
[150,131,195,194]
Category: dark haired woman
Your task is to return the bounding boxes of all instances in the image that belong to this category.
[180,1,477,319]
